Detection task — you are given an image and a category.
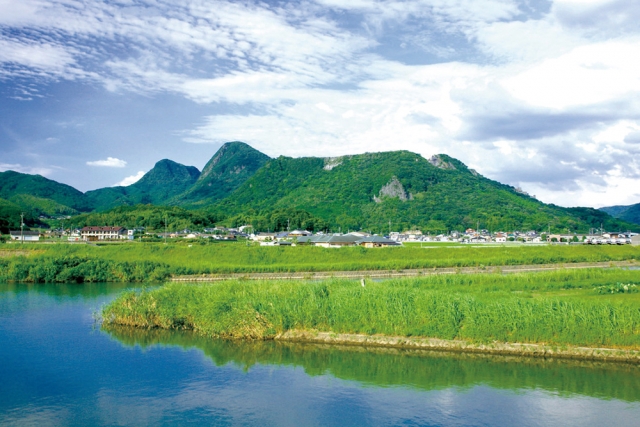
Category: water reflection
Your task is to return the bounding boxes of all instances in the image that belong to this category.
[103,325,640,403]
[2,283,640,426]
[0,282,138,299]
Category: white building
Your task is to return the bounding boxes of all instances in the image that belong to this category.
[81,226,128,241]
[9,231,40,241]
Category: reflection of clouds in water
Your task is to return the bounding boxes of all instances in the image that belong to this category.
[5,362,640,427]
[351,385,640,427]
[90,359,640,427]
[0,403,70,427]
[94,365,335,426]
[514,390,640,427]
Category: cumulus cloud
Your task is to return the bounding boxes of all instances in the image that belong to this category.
[87,157,127,168]
[114,171,145,186]
[2,0,640,206]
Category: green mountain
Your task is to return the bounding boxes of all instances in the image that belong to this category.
[9,194,78,217]
[210,150,638,234]
[85,159,201,211]
[0,170,90,212]
[1,143,636,234]
[172,141,271,206]
[0,197,45,233]
[600,203,640,226]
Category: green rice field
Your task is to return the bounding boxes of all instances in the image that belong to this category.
[1,242,639,282]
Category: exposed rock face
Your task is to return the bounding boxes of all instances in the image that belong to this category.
[429,155,457,170]
[323,157,343,171]
[374,176,410,203]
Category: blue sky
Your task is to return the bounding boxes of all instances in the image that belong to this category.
[1,0,639,207]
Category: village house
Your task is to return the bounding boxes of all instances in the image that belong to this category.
[356,236,401,248]
[252,232,277,241]
[68,230,82,242]
[81,226,128,241]
[400,230,423,241]
[9,230,40,242]
[303,234,361,248]
[289,229,313,238]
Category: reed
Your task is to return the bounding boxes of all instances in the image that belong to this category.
[102,269,640,349]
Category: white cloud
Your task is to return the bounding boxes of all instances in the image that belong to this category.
[0,39,76,71]
[87,157,127,168]
[114,170,145,186]
[0,163,53,176]
[502,39,640,109]
[2,0,640,206]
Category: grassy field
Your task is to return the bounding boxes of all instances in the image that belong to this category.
[102,268,640,350]
[1,241,639,282]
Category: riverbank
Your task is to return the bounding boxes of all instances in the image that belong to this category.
[275,330,640,363]
[101,269,640,362]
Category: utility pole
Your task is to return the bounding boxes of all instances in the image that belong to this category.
[164,215,168,245]
[20,213,24,245]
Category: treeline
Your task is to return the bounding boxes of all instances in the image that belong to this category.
[65,205,332,233]
[0,255,174,283]
[67,205,220,232]
[218,208,330,232]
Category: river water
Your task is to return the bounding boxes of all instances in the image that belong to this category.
[1,282,639,427]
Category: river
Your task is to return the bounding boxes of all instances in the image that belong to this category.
[1,282,639,426]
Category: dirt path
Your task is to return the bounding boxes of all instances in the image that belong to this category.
[170,260,639,282]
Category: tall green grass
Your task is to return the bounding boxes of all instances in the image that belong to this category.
[102,269,640,348]
[2,242,639,282]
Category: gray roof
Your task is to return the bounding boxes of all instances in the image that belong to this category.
[310,235,361,244]
[356,236,400,245]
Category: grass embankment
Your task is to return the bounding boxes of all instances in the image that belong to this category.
[102,268,640,353]
[1,242,639,283]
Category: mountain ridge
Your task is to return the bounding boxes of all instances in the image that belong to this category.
[170,141,271,206]
[0,142,638,233]
[600,203,640,226]
[85,158,201,210]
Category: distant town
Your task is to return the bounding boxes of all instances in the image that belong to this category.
[7,225,640,247]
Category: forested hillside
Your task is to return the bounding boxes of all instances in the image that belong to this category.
[209,151,636,233]
[171,141,271,206]
[85,159,201,211]
[0,170,90,212]
[600,203,640,226]
[1,142,637,234]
